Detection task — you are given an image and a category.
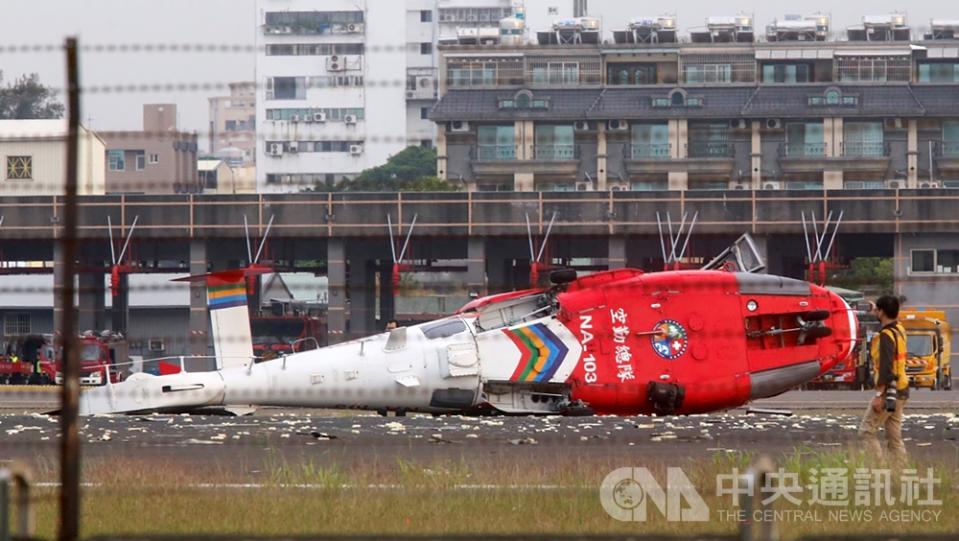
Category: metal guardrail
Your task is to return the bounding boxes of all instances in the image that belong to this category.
[841,142,891,158]
[0,463,33,541]
[1,190,958,239]
[628,143,672,160]
[778,142,827,158]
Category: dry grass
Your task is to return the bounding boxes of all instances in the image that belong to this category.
[26,449,959,539]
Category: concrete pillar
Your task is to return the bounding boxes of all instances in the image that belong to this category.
[466,237,487,297]
[907,119,918,188]
[514,172,534,192]
[514,121,524,160]
[834,118,844,156]
[523,120,535,160]
[608,237,627,269]
[596,123,608,190]
[751,120,762,188]
[327,238,347,343]
[52,242,67,344]
[378,267,394,328]
[78,270,104,333]
[668,119,688,158]
[436,129,448,180]
[668,171,688,191]
[824,170,843,190]
[348,257,374,337]
[188,239,208,356]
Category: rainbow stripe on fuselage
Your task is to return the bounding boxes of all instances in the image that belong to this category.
[504,323,569,382]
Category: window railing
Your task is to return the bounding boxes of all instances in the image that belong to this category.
[778,142,827,158]
[534,144,578,160]
[936,141,959,158]
[628,143,671,160]
[474,145,516,161]
[841,142,890,157]
[687,142,734,158]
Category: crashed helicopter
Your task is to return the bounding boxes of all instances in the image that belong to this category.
[80,238,857,416]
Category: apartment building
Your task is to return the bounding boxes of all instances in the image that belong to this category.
[253,0,593,192]
[208,82,256,166]
[255,0,429,191]
[100,104,200,194]
[431,14,959,191]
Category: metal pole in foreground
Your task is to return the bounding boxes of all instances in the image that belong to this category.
[59,36,82,541]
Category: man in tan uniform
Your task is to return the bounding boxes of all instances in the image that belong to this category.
[859,295,909,470]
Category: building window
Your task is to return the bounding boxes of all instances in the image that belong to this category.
[135,151,146,170]
[420,107,430,120]
[911,248,959,274]
[836,55,910,82]
[530,62,581,86]
[607,64,657,85]
[533,124,575,160]
[784,123,825,156]
[420,10,432,22]
[477,125,516,160]
[263,11,364,35]
[5,156,32,180]
[3,313,30,336]
[225,120,237,131]
[420,139,432,148]
[843,122,884,157]
[630,123,670,159]
[107,150,125,171]
[267,77,306,100]
[761,63,811,83]
[420,43,433,55]
[688,123,730,158]
[149,153,159,164]
[918,62,959,83]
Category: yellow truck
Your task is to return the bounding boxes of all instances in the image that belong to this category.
[900,310,952,390]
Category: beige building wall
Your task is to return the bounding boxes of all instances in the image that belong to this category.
[208,83,256,165]
[0,121,105,195]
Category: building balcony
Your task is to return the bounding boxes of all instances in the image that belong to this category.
[627,143,671,160]
[777,142,890,174]
[469,144,580,176]
[934,141,959,172]
[625,142,734,176]
[841,142,890,158]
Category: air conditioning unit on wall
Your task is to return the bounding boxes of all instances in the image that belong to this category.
[608,119,628,131]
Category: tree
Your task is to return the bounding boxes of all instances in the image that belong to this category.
[306,146,459,192]
[0,72,65,120]
[830,257,894,295]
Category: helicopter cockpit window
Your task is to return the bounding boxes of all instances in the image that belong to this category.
[421,318,467,340]
[384,327,408,351]
[475,294,553,332]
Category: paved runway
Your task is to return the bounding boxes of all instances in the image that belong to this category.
[1,394,957,476]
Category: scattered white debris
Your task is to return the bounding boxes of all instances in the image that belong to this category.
[384,422,405,432]
[508,437,538,445]
[310,432,337,440]
[210,433,227,441]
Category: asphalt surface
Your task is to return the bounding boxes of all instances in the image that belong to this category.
[1,387,957,473]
